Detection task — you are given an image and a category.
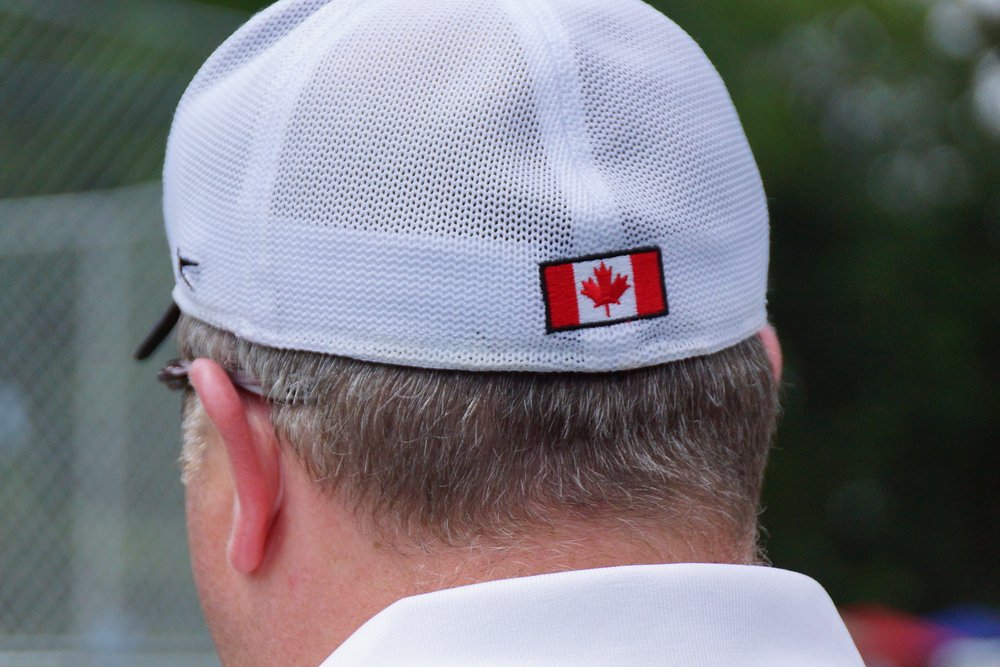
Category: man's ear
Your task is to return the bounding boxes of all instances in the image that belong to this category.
[759,323,783,384]
[188,358,282,575]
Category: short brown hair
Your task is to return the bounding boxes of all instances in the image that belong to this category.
[179,316,778,550]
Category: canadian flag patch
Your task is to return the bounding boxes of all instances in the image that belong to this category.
[540,247,668,333]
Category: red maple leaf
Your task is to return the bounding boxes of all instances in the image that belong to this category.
[580,261,631,318]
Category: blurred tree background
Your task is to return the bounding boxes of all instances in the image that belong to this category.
[1,0,997,660]
[660,0,1000,613]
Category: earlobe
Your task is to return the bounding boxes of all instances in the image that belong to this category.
[759,323,783,384]
[189,359,282,574]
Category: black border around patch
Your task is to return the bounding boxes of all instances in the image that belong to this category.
[539,246,669,334]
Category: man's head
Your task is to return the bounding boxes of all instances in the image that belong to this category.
[140,0,779,662]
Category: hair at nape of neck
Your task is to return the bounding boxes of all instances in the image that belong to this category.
[177,314,779,558]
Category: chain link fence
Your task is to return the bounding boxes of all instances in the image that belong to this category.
[0,1,253,663]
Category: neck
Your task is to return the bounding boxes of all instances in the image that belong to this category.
[395,516,754,592]
[239,465,752,666]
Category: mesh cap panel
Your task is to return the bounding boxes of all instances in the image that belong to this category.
[163,0,769,371]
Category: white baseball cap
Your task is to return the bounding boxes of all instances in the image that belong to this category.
[137,0,769,372]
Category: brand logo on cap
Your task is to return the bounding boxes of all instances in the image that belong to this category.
[540,247,668,333]
[176,249,201,289]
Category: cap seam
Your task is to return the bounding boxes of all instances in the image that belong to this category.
[499,0,626,257]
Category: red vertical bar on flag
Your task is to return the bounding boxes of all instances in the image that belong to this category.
[543,263,580,330]
[630,250,666,316]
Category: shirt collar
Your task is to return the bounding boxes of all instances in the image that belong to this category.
[321,563,864,666]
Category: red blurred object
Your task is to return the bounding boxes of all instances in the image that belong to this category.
[841,605,958,667]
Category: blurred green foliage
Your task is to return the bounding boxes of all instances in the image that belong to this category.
[670,0,1000,611]
[196,0,999,612]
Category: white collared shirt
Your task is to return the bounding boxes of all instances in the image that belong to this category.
[321,563,865,666]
